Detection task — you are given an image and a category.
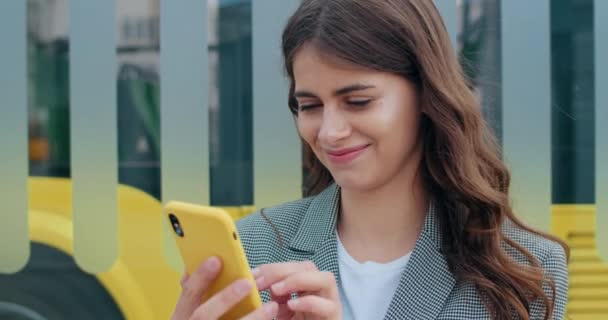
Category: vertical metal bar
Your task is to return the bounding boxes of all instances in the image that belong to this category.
[501,0,551,230]
[70,0,119,272]
[252,0,302,209]
[160,0,209,270]
[435,0,459,48]
[69,0,118,273]
[0,0,29,273]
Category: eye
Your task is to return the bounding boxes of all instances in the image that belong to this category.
[298,103,322,112]
[347,99,372,107]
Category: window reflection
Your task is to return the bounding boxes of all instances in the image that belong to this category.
[117,0,161,198]
[208,0,253,205]
[27,0,70,178]
[551,0,595,204]
[460,0,502,144]
[25,0,597,209]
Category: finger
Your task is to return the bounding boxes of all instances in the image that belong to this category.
[172,257,221,319]
[275,302,294,320]
[239,302,279,320]
[253,261,319,320]
[287,295,338,317]
[270,271,337,298]
[270,291,291,304]
[253,271,290,319]
[180,266,190,288]
[254,261,318,291]
[192,279,254,320]
[269,292,292,320]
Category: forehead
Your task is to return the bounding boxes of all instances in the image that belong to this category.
[292,45,381,90]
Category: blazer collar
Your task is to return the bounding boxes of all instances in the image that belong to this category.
[289,183,340,253]
[289,183,456,319]
[384,204,456,319]
[288,183,342,287]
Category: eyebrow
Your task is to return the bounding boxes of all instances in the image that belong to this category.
[293,83,376,98]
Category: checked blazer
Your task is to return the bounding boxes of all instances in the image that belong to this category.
[236,183,569,319]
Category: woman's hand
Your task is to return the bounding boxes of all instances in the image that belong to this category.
[171,256,279,320]
[253,261,342,320]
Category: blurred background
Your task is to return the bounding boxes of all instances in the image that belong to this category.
[0,0,606,319]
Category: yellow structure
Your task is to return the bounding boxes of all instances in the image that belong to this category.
[553,205,608,319]
[27,176,608,319]
[28,176,255,320]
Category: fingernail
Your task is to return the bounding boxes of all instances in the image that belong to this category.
[251,267,260,277]
[271,281,284,292]
[255,276,265,289]
[263,302,278,315]
[205,257,219,272]
[234,279,252,295]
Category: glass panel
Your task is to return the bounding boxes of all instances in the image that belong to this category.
[435,0,458,48]
[70,0,118,273]
[252,0,301,209]
[159,0,209,205]
[501,0,552,230]
[0,0,28,273]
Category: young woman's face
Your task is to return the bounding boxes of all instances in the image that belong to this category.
[293,45,424,191]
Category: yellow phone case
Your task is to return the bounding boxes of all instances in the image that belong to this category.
[164,201,262,319]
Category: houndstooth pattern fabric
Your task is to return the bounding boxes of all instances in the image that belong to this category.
[236,183,568,319]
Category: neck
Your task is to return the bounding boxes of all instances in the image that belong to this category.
[337,165,429,263]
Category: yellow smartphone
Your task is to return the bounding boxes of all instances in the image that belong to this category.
[164,201,262,319]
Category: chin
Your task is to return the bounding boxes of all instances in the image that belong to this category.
[331,173,376,192]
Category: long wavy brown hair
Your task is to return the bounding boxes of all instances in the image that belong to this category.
[280,1,568,319]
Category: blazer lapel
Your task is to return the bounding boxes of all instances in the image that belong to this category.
[289,183,341,284]
[384,205,456,320]
[310,232,341,286]
[287,184,456,320]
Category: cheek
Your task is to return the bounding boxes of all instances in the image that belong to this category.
[296,117,319,145]
[369,102,418,138]
[367,103,420,157]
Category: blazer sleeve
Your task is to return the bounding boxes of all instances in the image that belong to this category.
[530,242,569,320]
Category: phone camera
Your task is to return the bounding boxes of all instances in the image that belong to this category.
[168,213,184,237]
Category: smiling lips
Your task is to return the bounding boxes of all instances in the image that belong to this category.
[326,144,370,164]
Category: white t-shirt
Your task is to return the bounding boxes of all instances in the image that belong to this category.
[337,235,411,320]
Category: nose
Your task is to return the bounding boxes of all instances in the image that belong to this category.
[318,105,351,144]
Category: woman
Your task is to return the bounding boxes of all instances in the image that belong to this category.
[171,0,569,319]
